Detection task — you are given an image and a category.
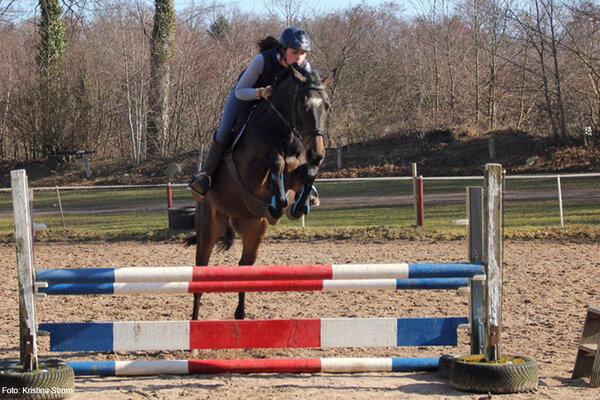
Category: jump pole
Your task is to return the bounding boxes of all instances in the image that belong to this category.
[68,357,440,376]
[39,277,472,295]
[39,317,469,352]
[36,262,484,283]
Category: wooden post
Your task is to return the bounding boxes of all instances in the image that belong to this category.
[11,170,38,371]
[468,187,484,263]
[483,163,503,361]
[468,187,484,355]
[416,176,424,226]
[337,144,342,169]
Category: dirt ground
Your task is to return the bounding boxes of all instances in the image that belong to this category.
[1,239,599,399]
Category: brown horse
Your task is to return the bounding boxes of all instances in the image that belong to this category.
[190,64,333,320]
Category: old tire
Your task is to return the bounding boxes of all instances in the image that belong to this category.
[168,206,195,230]
[0,359,75,399]
[449,354,538,394]
[438,354,459,379]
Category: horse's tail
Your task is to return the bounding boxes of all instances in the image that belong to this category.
[184,235,197,247]
[217,223,235,251]
[185,225,234,250]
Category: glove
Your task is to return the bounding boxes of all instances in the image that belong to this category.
[258,86,272,100]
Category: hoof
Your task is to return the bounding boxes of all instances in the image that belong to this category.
[309,194,320,207]
[268,205,283,220]
[234,310,245,320]
[265,212,279,225]
[291,199,310,218]
[286,204,301,221]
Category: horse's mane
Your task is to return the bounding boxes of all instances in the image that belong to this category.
[272,64,322,89]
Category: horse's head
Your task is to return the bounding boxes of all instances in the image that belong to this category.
[269,64,334,167]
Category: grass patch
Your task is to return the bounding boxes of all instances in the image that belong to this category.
[0,178,598,243]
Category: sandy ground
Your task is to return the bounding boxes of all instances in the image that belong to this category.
[1,239,599,399]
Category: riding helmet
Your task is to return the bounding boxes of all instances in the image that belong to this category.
[279,27,312,51]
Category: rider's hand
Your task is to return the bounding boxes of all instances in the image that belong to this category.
[258,86,272,100]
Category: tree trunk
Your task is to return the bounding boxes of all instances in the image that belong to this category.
[147,0,176,158]
[37,0,66,159]
[473,0,481,126]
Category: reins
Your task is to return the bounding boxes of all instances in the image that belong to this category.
[268,83,327,141]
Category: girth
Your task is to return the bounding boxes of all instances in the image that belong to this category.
[224,153,270,217]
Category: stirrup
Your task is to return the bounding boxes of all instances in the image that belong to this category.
[187,185,205,202]
[187,174,212,202]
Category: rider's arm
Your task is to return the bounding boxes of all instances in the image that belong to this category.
[234,54,265,101]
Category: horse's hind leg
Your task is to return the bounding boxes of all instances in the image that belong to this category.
[193,202,228,320]
[230,217,268,320]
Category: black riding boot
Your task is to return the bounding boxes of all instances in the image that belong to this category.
[188,140,226,201]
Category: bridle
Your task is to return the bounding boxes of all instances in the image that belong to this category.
[268,82,328,141]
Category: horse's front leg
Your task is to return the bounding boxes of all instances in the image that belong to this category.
[266,152,288,219]
[288,164,319,220]
[193,202,228,320]
[231,217,268,320]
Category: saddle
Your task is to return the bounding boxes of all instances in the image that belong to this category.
[222,103,272,219]
[225,103,264,152]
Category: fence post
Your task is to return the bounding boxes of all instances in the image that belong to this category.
[468,186,484,355]
[416,176,424,227]
[56,186,66,228]
[167,183,173,209]
[412,163,418,225]
[483,163,503,361]
[11,170,39,371]
[557,176,564,227]
[337,144,342,169]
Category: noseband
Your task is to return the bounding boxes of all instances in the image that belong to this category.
[269,83,327,141]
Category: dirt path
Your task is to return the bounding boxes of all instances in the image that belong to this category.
[1,239,599,399]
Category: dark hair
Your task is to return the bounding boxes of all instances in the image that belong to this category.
[257,36,279,52]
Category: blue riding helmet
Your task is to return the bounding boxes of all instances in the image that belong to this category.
[279,27,312,52]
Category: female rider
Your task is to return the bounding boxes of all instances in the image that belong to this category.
[188,26,312,201]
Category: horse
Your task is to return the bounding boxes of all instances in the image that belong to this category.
[189,64,333,320]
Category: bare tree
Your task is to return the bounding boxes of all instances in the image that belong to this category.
[264,0,304,26]
[480,0,510,130]
[510,0,569,139]
[560,1,600,131]
[413,0,444,126]
[0,0,17,19]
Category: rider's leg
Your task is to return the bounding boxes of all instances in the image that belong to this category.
[188,87,251,201]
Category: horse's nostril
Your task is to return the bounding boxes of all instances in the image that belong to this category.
[309,150,324,166]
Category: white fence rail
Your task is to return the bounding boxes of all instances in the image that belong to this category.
[0,172,598,229]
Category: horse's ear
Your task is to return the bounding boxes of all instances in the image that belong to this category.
[322,68,337,88]
[290,64,307,83]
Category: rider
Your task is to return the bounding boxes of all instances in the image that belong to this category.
[188,26,313,201]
